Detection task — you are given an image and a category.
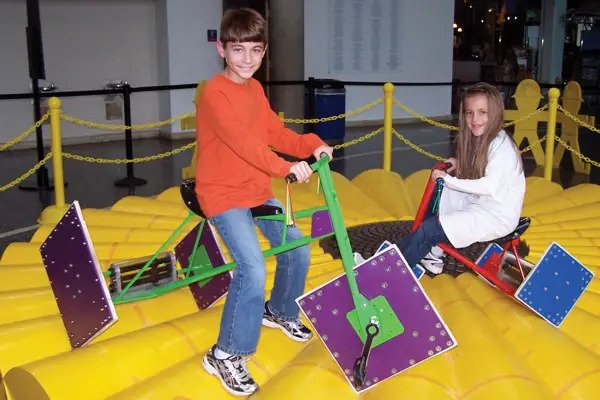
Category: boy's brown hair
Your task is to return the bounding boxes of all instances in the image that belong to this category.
[220,8,267,46]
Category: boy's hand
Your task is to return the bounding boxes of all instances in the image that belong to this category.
[313,144,334,162]
[289,161,313,183]
[445,157,457,173]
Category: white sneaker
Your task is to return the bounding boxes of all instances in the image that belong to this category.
[353,252,366,265]
[420,251,444,274]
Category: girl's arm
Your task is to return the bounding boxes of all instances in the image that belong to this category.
[442,138,518,198]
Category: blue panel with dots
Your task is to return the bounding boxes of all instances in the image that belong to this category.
[514,242,594,327]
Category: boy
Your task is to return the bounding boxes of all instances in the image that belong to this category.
[197,7,333,396]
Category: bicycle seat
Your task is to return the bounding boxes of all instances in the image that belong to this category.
[496,217,530,243]
[180,179,283,218]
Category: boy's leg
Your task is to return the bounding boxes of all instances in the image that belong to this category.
[209,208,266,356]
[396,216,449,269]
[255,199,310,319]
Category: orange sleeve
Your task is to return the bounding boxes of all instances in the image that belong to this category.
[202,91,293,178]
[267,109,325,159]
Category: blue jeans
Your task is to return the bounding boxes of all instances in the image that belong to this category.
[209,198,310,356]
[396,216,449,267]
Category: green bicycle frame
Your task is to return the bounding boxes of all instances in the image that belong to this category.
[108,155,377,335]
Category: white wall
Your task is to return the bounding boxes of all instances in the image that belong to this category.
[304,0,454,121]
[0,0,160,145]
[0,0,223,146]
[269,0,305,121]
[156,0,223,131]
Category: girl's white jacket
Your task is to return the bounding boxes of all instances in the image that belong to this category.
[439,130,526,249]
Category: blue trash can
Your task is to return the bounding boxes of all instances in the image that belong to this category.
[305,80,345,142]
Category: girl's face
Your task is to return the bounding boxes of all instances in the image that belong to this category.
[463,94,489,137]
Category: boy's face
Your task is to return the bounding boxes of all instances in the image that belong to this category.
[217,40,266,84]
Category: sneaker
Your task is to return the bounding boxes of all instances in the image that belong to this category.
[262,301,313,342]
[420,251,445,274]
[202,345,258,397]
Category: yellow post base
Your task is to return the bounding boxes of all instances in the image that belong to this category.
[38,205,71,225]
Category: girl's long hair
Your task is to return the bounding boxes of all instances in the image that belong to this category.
[456,83,505,179]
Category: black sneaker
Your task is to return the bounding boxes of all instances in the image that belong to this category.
[202,345,258,397]
[262,301,313,342]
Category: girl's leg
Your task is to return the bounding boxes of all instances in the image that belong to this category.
[396,216,449,268]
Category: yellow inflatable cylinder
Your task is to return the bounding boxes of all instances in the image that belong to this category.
[0,316,70,375]
[82,209,193,230]
[575,291,600,316]
[254,340,358,400]
[111,196,188,218]
[0,288,57,325]
[351,170,416,219]
[421,275,553,399]
[5,307,224,400]
[107,324,308,400]
[154,187,182,204]
[534,203,600,225]
[1,242,180,266]
[558,308,600,356]
[456,273,600,399]
[30,225,191,245]
[0,265,50,291]
[0,288,200,376]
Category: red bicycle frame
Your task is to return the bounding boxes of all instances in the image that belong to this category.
[411,163,524,296]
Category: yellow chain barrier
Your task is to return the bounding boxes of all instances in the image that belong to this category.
[0,152,53,192]
[392,127,546,162]
[59,97,382,130]
[392,98,549,131]
[283,97,384,124]
[502,104,549,127]
[332,127,383,150]
[63,141,196,164]
[555,135,600,168]
[60,111,195,131]
[520,135,546,153]
[392,128,445,161]
[557,105,600,134]
[0,112,50,151]
[392,98,459,131]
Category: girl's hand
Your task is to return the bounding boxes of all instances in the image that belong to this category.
[445,157,457,173]
[431,169,447,181]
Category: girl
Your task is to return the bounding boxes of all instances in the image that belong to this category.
[397,82,526,274]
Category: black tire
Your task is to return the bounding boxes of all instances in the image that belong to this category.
[319,221,529,278]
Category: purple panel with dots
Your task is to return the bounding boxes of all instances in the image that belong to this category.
[175,221,231,310]
[39,201,117,348]
[311,210,334,238]
[296,244,457,393]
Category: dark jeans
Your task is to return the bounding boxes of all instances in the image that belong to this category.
[396,216,449,267]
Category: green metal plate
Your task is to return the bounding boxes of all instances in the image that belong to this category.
[346,295,404,348]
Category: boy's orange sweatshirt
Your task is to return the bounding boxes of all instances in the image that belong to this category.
[195,74,325,218]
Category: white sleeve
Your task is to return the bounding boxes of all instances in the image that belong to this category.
[442,136,517,199]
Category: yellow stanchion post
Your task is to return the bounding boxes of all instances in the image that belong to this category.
[382,82,394,171]
[39,97,70,224]
[544,88,560,181]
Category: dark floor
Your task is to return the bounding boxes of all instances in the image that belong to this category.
[1,120,600,256]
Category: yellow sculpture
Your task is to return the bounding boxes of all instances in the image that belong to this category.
[554,81,595,174]
[503,79,549,166]
[181,81,206,180]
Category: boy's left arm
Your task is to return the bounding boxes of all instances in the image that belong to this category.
[267,109,326,158]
